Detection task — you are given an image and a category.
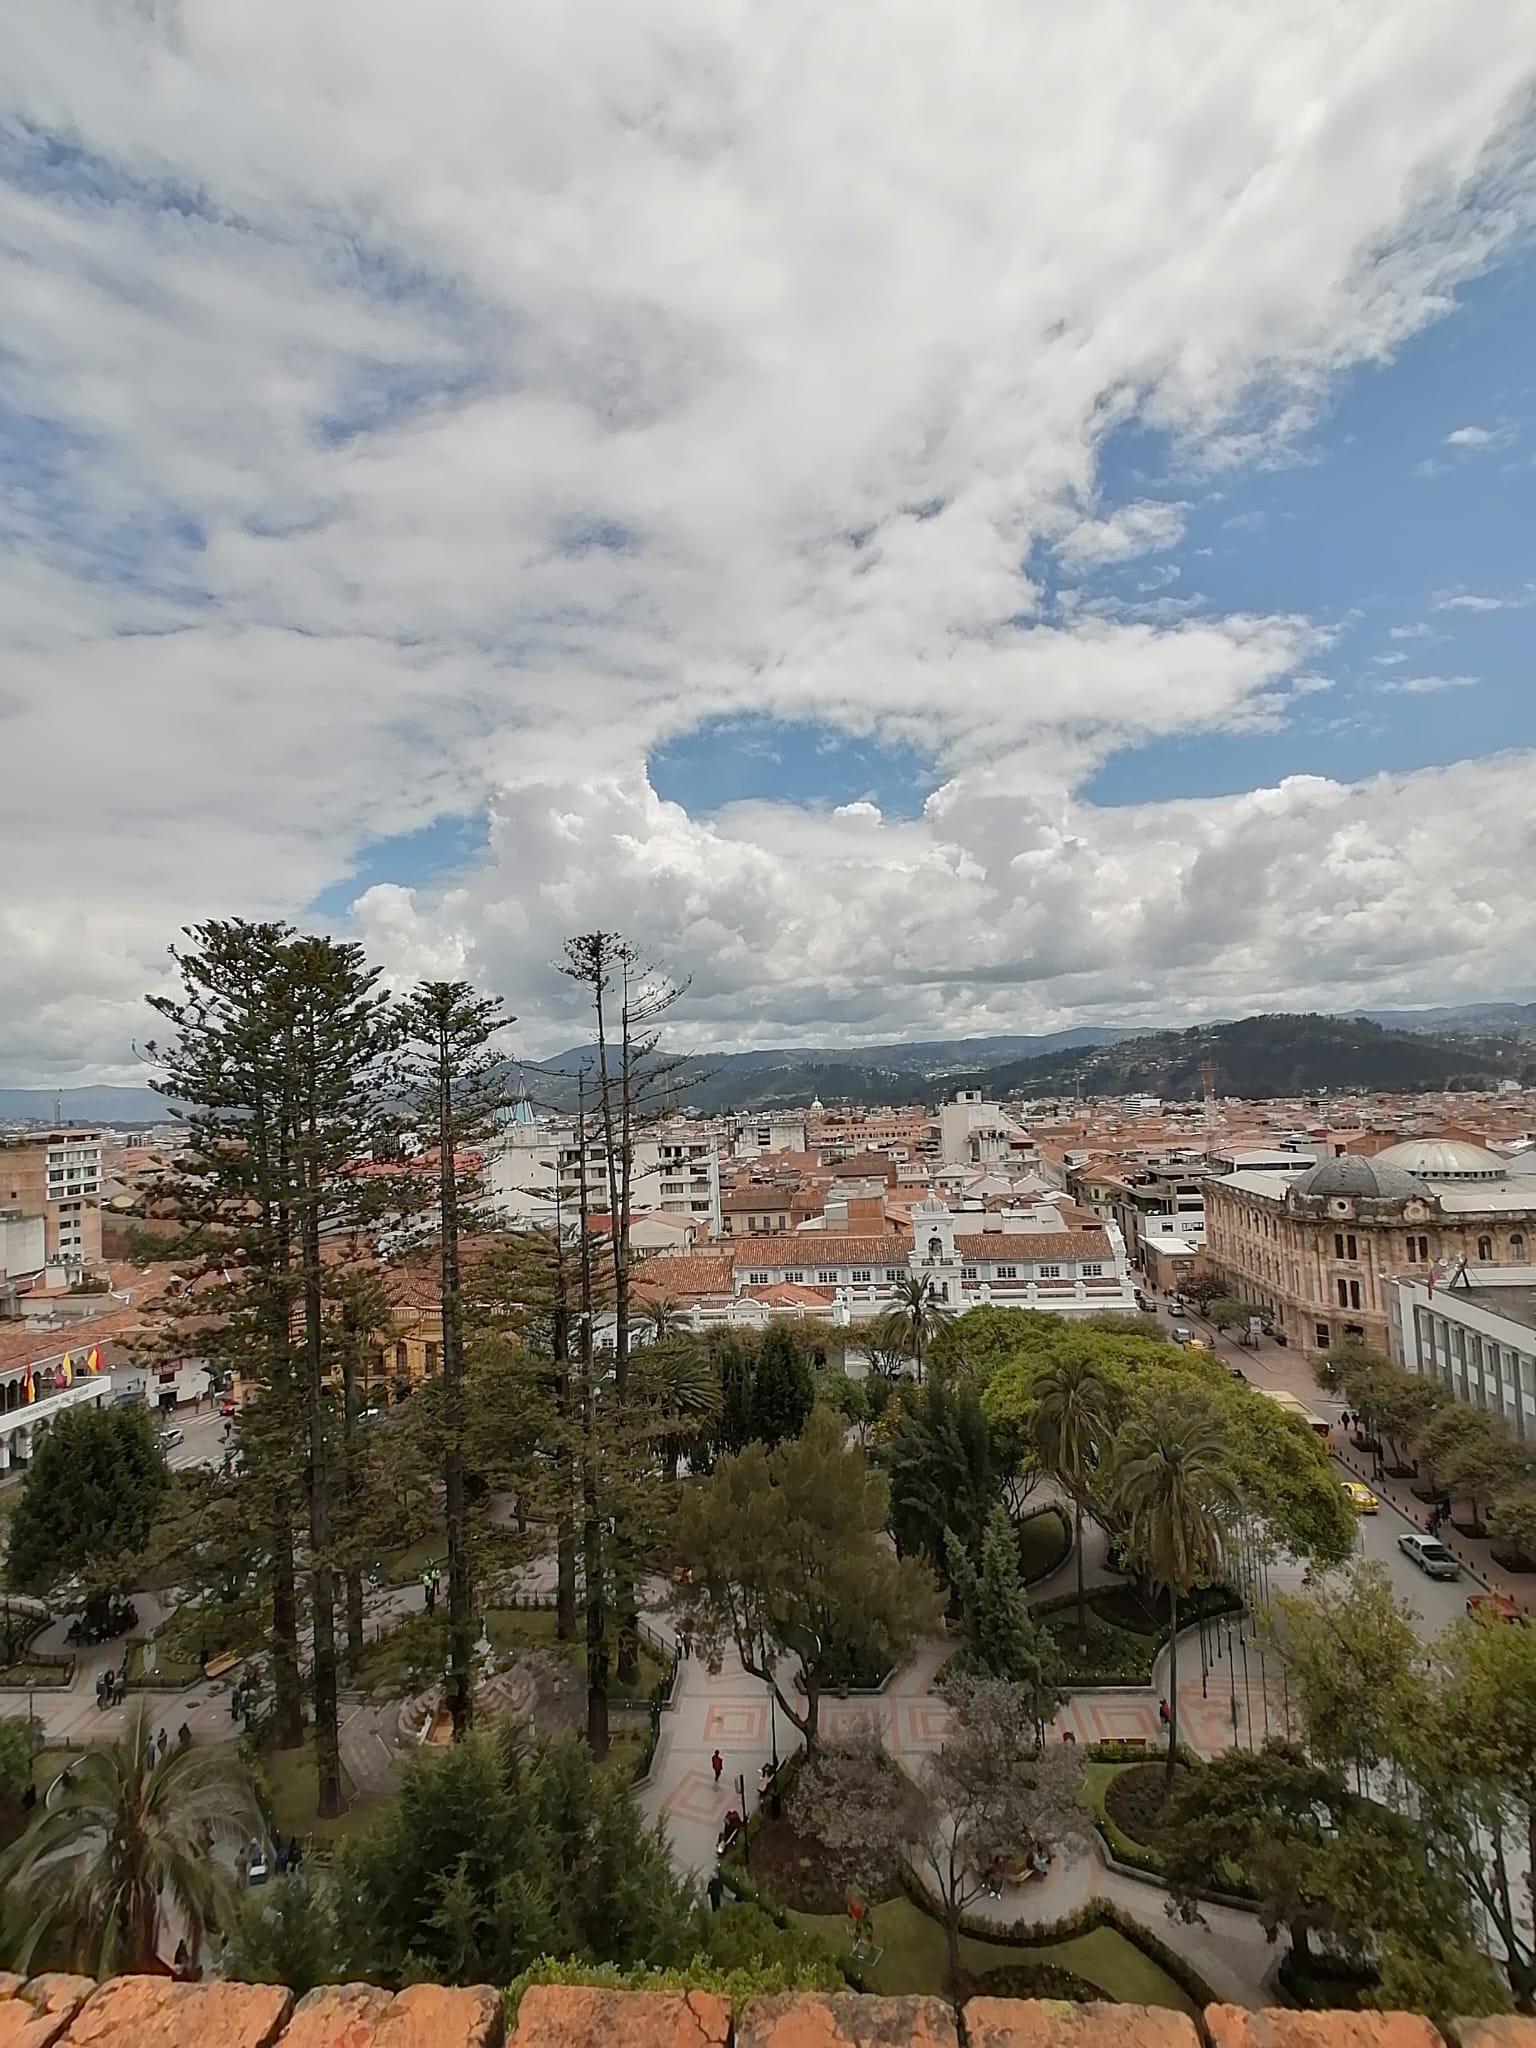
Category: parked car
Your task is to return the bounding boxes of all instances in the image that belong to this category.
[1170,1325,1194,1347]
[1398,1532,1459,1581]
[1342,1481,1379,1515]
[1466,1592,1525,1624]
[157,1427,185,1452]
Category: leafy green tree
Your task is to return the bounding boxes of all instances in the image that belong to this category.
[0,1702,259,1976]
[1488,1479,1536,1566]
[1405,1613,1536,2003]
[1419,1405,1526,1526]
[1030,1351,1115,1656]
[925,1305,1062,1383]
[712,1334,758,1457]
[7,1405,166,1631]
[945,1507,1063,1724]
[1275,1562,1420,1783]
[885,1375,994,1580]
[750,1323,814,1448]
[672,1407,940,1750]
[1162,1741,1506,2018]
[224,1872,342,1998]
[326,1727,695,1984]
[1110,1404,1235,1789]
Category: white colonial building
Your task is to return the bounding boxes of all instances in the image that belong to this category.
[631,1194,1136,1333]
[0,1345,114,1469]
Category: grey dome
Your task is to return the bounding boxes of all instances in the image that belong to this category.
[1293,1154,1430,1200]
[1373,1138,1508,1183]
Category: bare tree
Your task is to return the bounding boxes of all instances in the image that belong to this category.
[792,1675,1091,1991]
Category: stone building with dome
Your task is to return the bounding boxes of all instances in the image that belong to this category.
[1204,1138,1536,1358]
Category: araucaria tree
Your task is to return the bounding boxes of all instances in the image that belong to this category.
[397,981,511,1741]
[672,1406,940,1751]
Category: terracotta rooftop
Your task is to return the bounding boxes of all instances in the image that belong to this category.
[952,1230,1112,1261]
[0,1978,1525,2048]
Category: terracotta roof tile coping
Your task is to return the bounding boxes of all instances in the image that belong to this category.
[0,1975,1529,2048]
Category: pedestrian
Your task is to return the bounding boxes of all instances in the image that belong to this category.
[230,1685,243,1723]
[288,1835,301,1871]
[156,1726,168,1761]
[707,1871,724,1912]
[177,1722,192,1750]
[1157,1697,1171,1728]
[1061,1727,1076,1746]
[145,1741,156,1777]
[711,1748,723,1785]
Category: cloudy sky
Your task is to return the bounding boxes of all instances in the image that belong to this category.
[6,2,1536,1083]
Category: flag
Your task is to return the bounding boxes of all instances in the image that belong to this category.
[58,1354,73,1387]
[1427,1266,1436,1297]
[22,1367,35,1406]
[84,1347,102,1375]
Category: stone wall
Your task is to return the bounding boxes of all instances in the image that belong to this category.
[1,1975,1531,2048]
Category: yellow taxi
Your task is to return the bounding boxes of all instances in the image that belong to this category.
[1342,1480,1379,1515]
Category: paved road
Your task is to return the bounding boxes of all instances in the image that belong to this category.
[1144,1293,1488,1634]
[159,1407,230,1471]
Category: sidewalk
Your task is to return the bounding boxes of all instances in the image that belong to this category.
[1330,1431,1531,1610]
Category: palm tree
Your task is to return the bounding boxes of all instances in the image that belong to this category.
[0,1703,262,1976]
[889,1276,952,1384]
[640,1295,686,1343]
[632,1336,723,1480]
[862,1309,914,1380]
[1030,1355,1113,1657]
[1111,1406,1237,1790]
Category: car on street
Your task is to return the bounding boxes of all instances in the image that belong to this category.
[1170,1325,1193,1347]
[1398,1531,1460,1580]
[1466,1591,1525,1624]
[157,1427,185,1452]
[1342,1480,1378,1514]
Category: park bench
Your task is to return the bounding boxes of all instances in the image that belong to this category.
[203,1652,240,1681]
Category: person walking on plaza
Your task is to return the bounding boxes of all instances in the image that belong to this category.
[711,1748,723,1785]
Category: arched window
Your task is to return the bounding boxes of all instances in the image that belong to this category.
[1512,1233,1527,1262]
[1478,1236,1494,1262]
[927,1234,944,1262]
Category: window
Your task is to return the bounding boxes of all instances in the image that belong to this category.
[852,1269,871,1283]
[1335,1277,1362,1310]
[1038,1264,1061,1279]
[1081,1263,1102,1277]
[785,1271,805,1284]
[1512,1234,1527,1261]
[1477,1236,1494,1262]
[748,1271,768,1285]
[1406,1234,1429,1263]
[962,1266,978,1281]
[1334,1232,1357,1260]
[997,1265,1018,1279]
[1315,1322,1332,1349]
[886,1267,904,1282]
[817,1270,837,1285]
[395,1342,408,1372]
[425,1343,439,1375]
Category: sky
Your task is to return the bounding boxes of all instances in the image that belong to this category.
[4,2,1536,1084]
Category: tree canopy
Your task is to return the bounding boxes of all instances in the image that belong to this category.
[7,1405,167,1622]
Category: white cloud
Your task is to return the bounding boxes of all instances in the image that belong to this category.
[1370,652,1408,666]
[1376,674,1479,694]
[3,1,1536,1077]
[1389,623,1435,639]
[1056,500,1188,569]
[1433,586,1535,612]
[1443,422,1516,449]
[1291,674,1336,694]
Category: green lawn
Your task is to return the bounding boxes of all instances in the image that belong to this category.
[383,1531,446,1589]
[786,1895,1195,2012]
[260,1730,381,1850]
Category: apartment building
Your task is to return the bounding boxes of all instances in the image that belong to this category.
[1388,1266,1536,1442]
[0,1130,103,1270]
[489,1118,722,1235]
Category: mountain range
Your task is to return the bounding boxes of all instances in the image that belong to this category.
[5,1003,1536,1124]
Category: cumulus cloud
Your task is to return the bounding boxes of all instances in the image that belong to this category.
[3,1,1536,1077]
[1443,423,1516,449]
[1056,500,1188,569]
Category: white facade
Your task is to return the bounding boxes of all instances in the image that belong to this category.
[0,1211,46,1287]
[0,1351,113,1468]
[489,1118,722,1235]
[1388,1269,1536,1442]
[938,1092,1030,1169]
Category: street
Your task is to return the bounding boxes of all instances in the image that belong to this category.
[159,1408,229,1473]
[1144,1295,1479,1639]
